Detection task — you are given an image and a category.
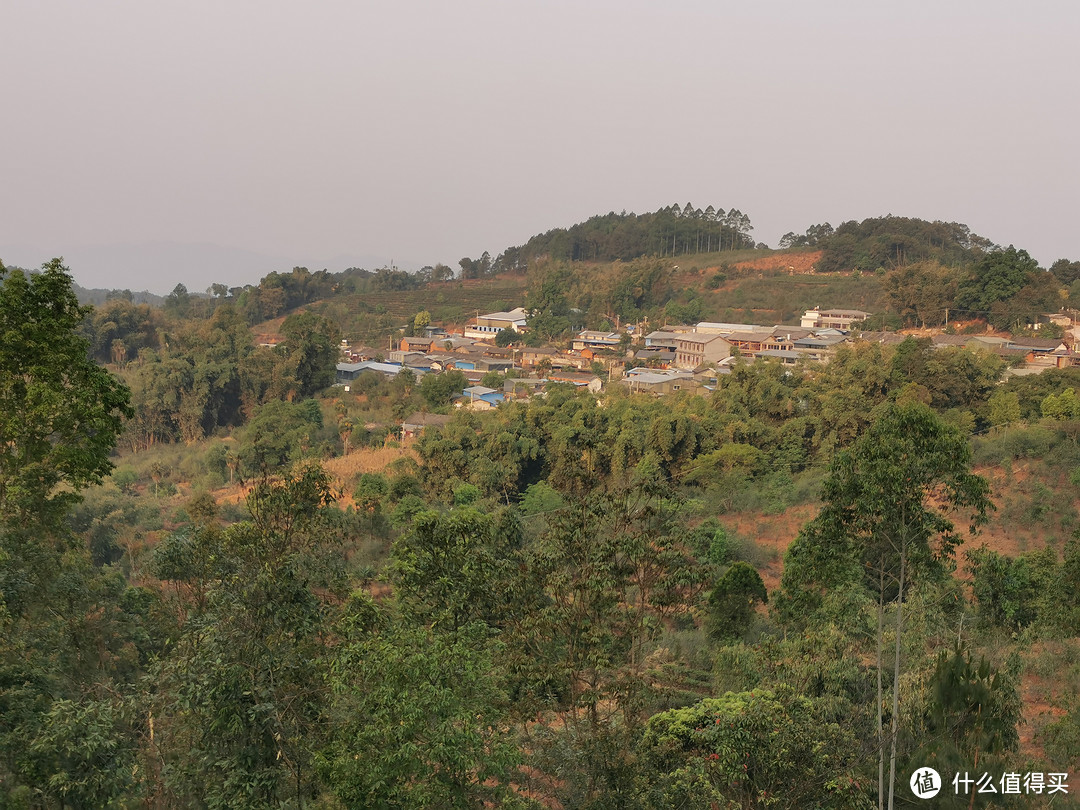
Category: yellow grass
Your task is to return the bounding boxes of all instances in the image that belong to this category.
[203,444,419,510]
[321,443,419,504]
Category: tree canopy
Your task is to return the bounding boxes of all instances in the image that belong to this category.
[0,259,132,526]
[809,216,995,274]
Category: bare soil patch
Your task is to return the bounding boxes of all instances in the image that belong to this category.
[732,250,822,275]
[719,504,819,592]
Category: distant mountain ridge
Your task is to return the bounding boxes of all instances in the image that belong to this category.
[1,241,415,296]
[71,283,165,308]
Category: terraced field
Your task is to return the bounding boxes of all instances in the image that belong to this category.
[330,277,529,326]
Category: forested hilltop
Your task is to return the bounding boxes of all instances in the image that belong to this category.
[66,207,1080,356]
[3,207,1080,808]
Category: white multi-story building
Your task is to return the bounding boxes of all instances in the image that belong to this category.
[463,307,529,339]
[800,308,870,330]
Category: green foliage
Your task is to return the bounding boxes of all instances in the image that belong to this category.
[987,390,1021,427]
[320,602,523,809]
[888,339,1004,410]
[520,481,564,516]
[124,305,253,446]
[712,621,872,711]
[123,299,343,449]
[306,272,526,343]
[686,519,731,568]
[813,216,992,274]
[154,464,342,806]
[914,645,1021,779]
[716,272,884,326]
[81,296,159,364]
[354,472,389,537]
[431,263,455,282]
[706,270,726,289]
[411,372,919,516]
[883,260,960,327]
[68,487,166,567]
[26,695,141,808]
[523,252,704,327]
[202,441,233,487]
[1051,258,1080,285]
[0,555,161,800]
[992,367,1080,420]
[663,297,703,325]
[523,308,572,342]
[638,688,870,809]
[416,403,545,502]
[955,245,1042,323]
[459,252,495,280]
[778,221,835,248]
[972,424,1058,468]
[1041,387,1080,420]
[481,369,506,389]
[965,546,1058,631]
[353,471,388,510]
[453,482,482,506]
[388,470,423,501]
[370,266,425,291]
[1042,703,1080,766]
[236,399,324,477]
[499,204,755,271]
[0,260,153,802]
[420,369,467,408]
[280,310,340,396]
[0,260,133,527]
[111,466,138,495]
[1058,539,1080,635]
[513,477,710,806]
[706,562,767,641]
[390,508,519,632]
[776,401,992,807]
[164,282,192,318]
[777,401,990,627]
[390,494,426,529]
[809,342,892,453]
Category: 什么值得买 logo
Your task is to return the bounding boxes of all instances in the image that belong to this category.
[910,767,941,799]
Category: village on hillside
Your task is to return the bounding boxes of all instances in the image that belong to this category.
[334,304,1078,410]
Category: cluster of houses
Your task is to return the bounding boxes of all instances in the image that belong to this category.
[861,331,1076,376]
[613,311,863,395]
[336,305,1078,406]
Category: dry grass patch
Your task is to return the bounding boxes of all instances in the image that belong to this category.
[321,444,419,504]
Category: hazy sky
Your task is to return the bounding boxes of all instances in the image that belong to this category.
[2,1,1077,294]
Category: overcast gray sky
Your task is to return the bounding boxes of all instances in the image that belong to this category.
[2,1,1077,294]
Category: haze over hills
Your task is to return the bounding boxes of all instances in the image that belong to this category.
[4,206,1077,306]
[0,240,416,296]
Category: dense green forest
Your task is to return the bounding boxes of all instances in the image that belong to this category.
[4,205,1080,808]
[780,216,998,271]
[475,204,759,275]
